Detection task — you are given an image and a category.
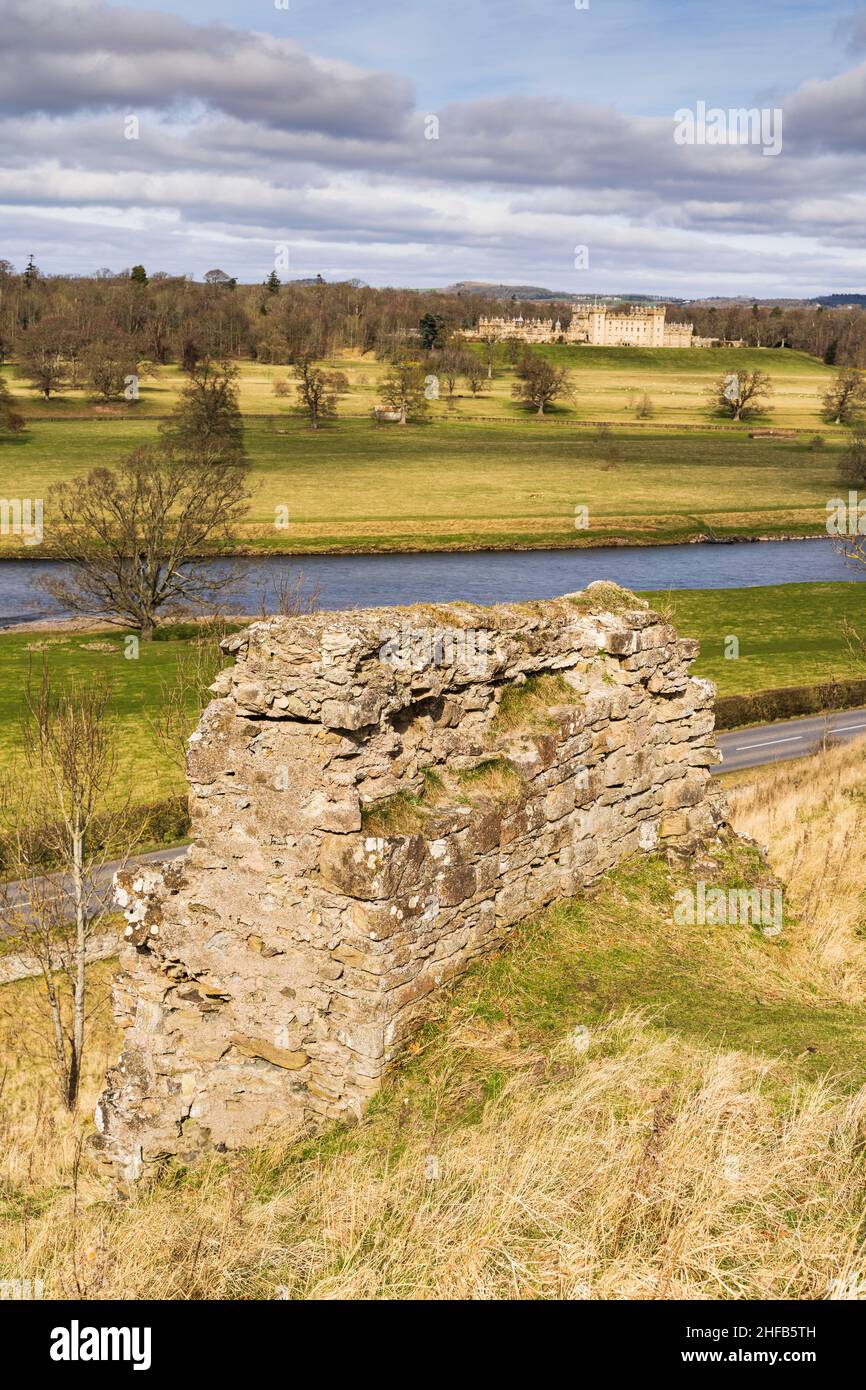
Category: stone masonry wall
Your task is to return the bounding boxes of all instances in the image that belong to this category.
[94,584,726,1179]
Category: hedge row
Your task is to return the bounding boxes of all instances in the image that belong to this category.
[715,678,866,731]
[0,793,190,877]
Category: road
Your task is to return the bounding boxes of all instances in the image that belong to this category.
[1,844,188,927]
[714,706,866,773]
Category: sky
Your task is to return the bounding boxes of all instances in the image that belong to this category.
[2,0,866,295]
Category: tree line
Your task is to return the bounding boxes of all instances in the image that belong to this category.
[5,259,866,386]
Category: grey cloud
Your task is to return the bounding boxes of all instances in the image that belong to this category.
[0,0,412,139]
[4,0,866,293]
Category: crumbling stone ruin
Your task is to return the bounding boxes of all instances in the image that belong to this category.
[94,584,726,1179]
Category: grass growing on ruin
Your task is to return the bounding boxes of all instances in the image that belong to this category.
[2,739,866,1299]
[360,789,430,836]
[359,759,525,834]
[491,674,576,734]
[455,756,525,805]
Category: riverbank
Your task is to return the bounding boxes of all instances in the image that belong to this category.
[0,530,835,563]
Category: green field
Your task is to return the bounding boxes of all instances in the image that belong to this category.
[0,627,195,810]
[651,582,866,695]
[0,348,852,555]
[0,417,852,554]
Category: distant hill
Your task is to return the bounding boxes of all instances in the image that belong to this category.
[810,293,866,308]
[444,281,683,304]
[445,281,572,301]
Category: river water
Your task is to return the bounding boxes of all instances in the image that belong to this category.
[0,540,863,625]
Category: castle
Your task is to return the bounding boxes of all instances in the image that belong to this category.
[463,303,695,348]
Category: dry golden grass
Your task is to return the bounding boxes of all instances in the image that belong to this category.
[726,735,866,1003]
[490,673,576,734]
[1,1006,864,1301]
[1,743,866,1300]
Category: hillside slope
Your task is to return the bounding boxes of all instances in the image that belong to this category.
[1,743,865,1299]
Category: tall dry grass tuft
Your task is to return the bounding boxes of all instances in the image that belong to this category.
[1,1003,865,1300]
[727,735,866,1002]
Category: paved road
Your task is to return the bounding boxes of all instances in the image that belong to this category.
[1,844,188,927]
[715,706,866,773]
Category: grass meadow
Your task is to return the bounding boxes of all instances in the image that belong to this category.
[0,347,852,553]
[2,741,866,1299]
[2,344,839,427]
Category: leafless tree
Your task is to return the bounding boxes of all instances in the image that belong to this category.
[707,369,773,421]
[463,358,486,396]
[511,353,574,415]
[293,358,349,428]
[83,337,139,402]
[821,370,866,426]
[0,669,129,1110]
[40,445,251,639]
[378,360,429,424]
[160,357,245,463]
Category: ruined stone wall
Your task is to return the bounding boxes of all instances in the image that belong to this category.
[94,585,725,1179]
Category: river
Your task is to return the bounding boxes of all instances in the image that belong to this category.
[0,539,863,625]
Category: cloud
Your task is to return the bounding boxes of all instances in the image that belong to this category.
[0,0,412,138]
[2,0,866,293]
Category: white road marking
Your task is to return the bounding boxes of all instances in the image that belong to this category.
[834,722,866,732]
[733,735,804,751]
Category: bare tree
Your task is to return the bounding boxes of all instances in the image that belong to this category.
[83,337,139,402]
[18,319,70,399]
[41,445,251,639]
[160,357,245,463]
[511,353,574,415]
[708,369,773,421]
[822,370,866,426]
[293,358,349,428]
[464,358,486,396]
[479,331,498,379]
[0,670,128,1109]
[378,359,429,425]
[437,347,468,400]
